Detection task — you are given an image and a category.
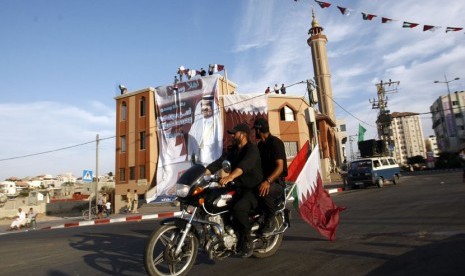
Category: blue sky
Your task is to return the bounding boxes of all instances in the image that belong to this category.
[1,0,465,180]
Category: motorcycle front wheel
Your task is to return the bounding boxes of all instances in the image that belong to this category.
[144,224,199,276]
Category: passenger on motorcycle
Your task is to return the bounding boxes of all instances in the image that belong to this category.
[206,123,263,258]
[253,118,288,236]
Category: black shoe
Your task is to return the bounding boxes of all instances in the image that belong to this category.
[262,219,276,237]
[240,241,253,258]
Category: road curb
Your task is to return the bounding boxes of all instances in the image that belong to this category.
[326,187,344,194]
[40,211,183,230]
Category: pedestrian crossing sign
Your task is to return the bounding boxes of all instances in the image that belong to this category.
[82,170,93,182]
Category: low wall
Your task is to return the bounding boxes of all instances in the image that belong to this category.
[0,202,46,218]
[45,200,89,216]
[0,196,88,218]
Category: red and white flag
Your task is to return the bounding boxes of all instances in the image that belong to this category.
[337,6,351,16]
[314,0,331,9]
[361,12,377,21]
[423,25,441,32]
[445,27,463,33]
[286,142,345,241]
[216,64,225,72]
[381,17,394,24]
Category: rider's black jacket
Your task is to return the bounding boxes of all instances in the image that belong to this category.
[257,134,288,182]
[207,142,263,192]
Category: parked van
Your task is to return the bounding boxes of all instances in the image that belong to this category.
[347,157,401,188]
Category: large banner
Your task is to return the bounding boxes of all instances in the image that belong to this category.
[149,75,223,202]
[222,94,268,147]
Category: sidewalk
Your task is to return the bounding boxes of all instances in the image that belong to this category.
[0,182,345,235]
[0,202,181,235]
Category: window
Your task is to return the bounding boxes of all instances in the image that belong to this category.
[120,136,126,152]
[280,106,295,121]
[340,124,346,132]
[140,97,146,116]
[119,168,126,181]
[121,102,127,121]
[381,159,389,166]
[140,131,146,150]
[452,101,458,106]
[140,165,146,179]
[130,166,135,180]
[283,141,298,159]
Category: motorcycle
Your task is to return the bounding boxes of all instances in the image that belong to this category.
[144,161,291,276]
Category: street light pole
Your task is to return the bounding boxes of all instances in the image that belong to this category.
[433,75,460,150]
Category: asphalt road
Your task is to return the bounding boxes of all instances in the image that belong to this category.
[1,172,464,276]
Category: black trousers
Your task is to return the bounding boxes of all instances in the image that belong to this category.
[232,190,258,237]
[261,181,284,217]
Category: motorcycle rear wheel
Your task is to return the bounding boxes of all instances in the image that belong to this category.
[144,224,198,276]
[253,215,284,258]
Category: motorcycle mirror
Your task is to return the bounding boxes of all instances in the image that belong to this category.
[222,160,232,174]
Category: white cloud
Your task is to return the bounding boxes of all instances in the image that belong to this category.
[232,0,277,53]
[0,101,115,180]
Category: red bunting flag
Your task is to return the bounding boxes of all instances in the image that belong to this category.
[381,17,394,23]
[216,64,225,71]
[403,21,419,28]
[423,25,441,32]
[361,12,377,21]
[337,6,351,16]
[445,27,463,33]
[314,0,331,9]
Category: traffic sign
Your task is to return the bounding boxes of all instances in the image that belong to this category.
[82,170,93,182]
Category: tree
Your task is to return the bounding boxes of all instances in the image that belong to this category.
[407,155,426,165]
[435,152,461,169]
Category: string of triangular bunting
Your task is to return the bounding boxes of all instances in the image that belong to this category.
[311,0,464,33]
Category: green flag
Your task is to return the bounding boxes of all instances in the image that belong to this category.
[358,124,366,142]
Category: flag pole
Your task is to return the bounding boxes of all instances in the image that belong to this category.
[285,182,297,202]
[224,68,230,95]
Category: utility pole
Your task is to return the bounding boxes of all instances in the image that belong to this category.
[95,134,99,216]
[369,79,400,156]
[348,134,358,161]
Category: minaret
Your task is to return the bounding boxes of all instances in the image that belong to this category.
[307,9,336,123]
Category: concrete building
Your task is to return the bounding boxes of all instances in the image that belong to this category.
[425,135,440,157]
[336,119,347,162]
[390,112,426,165]
[430,90,465,152]
[425,135,439,169]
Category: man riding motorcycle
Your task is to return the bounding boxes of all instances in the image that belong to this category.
[205,123,263,258]
[253,118,288,236]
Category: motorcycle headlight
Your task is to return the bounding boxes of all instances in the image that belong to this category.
[176,184,190,198]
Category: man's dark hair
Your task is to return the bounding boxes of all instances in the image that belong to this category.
[253,118,269,133]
